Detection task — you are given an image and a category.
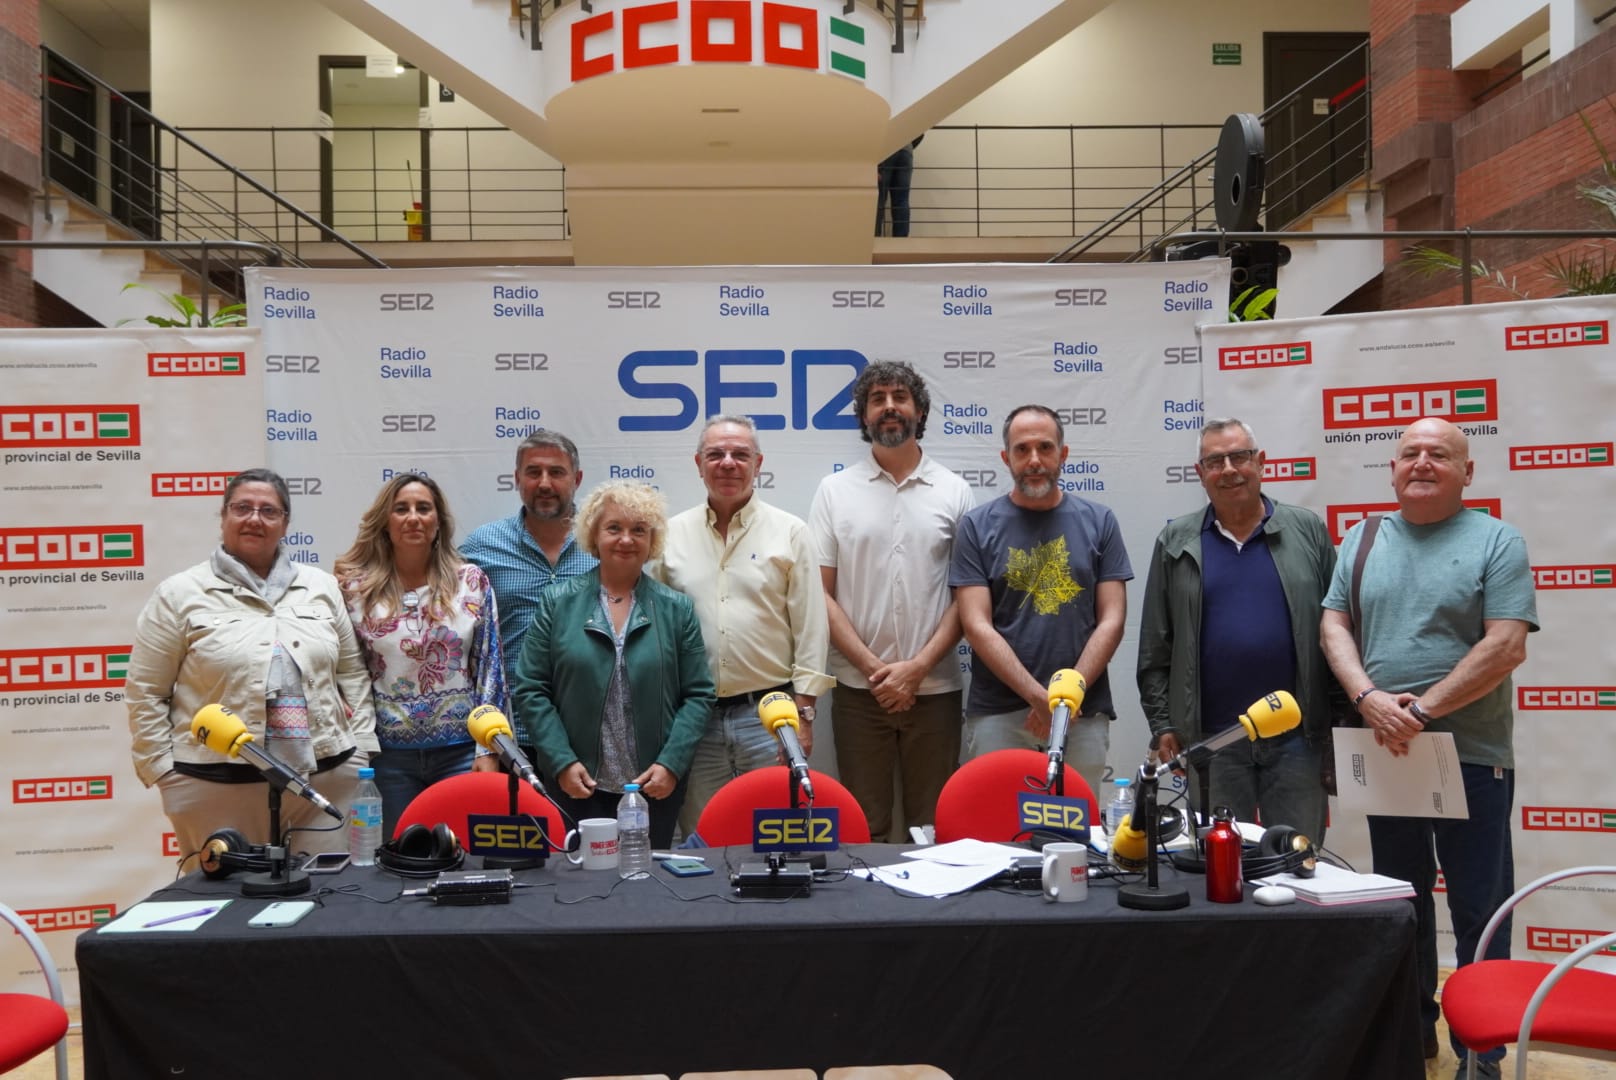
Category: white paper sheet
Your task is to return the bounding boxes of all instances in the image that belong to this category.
[1332,728,1470,818]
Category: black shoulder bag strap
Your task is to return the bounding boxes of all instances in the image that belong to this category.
[1349,514,1382,650]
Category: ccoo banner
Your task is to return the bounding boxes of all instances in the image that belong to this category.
[1202,296,1616,971]
[0,329,263,1000]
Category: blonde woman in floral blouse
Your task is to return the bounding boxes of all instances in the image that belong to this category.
[336,474,507,835]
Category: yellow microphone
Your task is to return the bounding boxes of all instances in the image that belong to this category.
[467,704,548,796]
[1165,690,1303,770]
[189,704,342,819]
[758,691,813,799]
[1044,669,1087,787]
[1110,811,1151,873]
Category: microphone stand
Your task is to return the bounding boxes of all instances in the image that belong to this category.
[241,786,311,898]
[484,769,542,871]
[1168,758,1212,874]
[1117,762,1189,911]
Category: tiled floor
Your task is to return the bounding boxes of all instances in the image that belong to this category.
[17,980,1616,1080]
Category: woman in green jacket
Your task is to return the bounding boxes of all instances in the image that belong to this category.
[512,480,714,846]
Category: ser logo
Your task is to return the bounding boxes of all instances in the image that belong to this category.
[831,290,885,308]
[1533,564,1614,589]
[0,646,131,690]
[380,293,434,311]
[959,469,999,490]
[0,525,144,569]
[607,291,661,309]
[495,352,550,371]
[1324,379,1496,428]
[265,354,321,374]
[18,904,116,933]
[1522,806,1616,832]
[1505,320,1607,350]
[1517,686,1616,710]
[1163,345,1202,365]
[381,414,437,433]
[619,348,866,432]
[1,405,140,447]
[1053,288,1108,307]
[14,776,112,803]
[753,471,776,490]
[1217,341,1310,370]
[148,352,244,377]
[1164,464,1198,484]
[1527,927,1616,955]
[1509,443,1611,470]
[285,477,323,496]
[943,350,995,368]
[1055,407,1108,426]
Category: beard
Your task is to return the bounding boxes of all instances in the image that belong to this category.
[1014,471,1056,499]
[868,412,915,448]
[526,493,572,520]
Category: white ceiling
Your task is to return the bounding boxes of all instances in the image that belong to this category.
[46,0,148,49]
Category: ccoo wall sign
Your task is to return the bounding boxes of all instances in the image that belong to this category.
[571,1,870,82]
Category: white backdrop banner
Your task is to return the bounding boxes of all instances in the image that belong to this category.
[1202,296,1616,971]
[247,262,1227,783]
[0,329,263,1000]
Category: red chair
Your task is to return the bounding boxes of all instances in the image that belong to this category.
[933,748,1096,844]
[0,900,69,1080]
[395,771,571,851]
[695,767,872,846]
[1442,865,1616,1080]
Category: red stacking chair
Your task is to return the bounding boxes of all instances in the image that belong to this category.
[696,766,872,846]
[395,770,570,850]
[933,748,1096,844]
[0,900,70,1080]
[1442,865,1616,1080]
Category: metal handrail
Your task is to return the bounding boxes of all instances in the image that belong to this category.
[1052,38,1372,264]
[41,46,385,271]
[0,239,283,323]
[1151,227,1616,305]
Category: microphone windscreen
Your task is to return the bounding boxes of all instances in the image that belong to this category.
[191,704,249,757]
[467,705,514,748]
[1110,812,1150,872]
[758,692,799,733]
[1238,691,1302,741]
[1047,668,1087,713]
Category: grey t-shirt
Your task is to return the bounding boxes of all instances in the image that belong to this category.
[1324,510,1538,767]
[950,494,1133,717]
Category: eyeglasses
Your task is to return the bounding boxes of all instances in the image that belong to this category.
[1198,448,1260,471]
[227,502,286,523]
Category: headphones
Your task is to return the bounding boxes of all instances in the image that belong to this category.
[198,827,272,879]
[376,823,465,878]
[1241,824,1318,879]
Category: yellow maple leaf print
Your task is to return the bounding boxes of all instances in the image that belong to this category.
[1005,536,1084,615]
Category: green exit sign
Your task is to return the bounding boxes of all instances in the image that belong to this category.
[1213,43,1242,65]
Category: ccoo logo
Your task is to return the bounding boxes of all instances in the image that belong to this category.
[1261,457,1315,482]
[1533,564,1614,589]
[0,525,144,569]
[1327,500,1500,544]
[1517,686,1616,710]
[14,776,112,803]
[1509,443,1611,470]
[1505,320,1607,351]
[1522,806,1616,832]
[148,352,244,377]
[0,646,131,690]
[1218,341,1311,370]
[1527,927,1616,955]
[1,405,140,447]
[1324,379,1496,428]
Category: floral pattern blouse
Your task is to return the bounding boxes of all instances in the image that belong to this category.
[348,563,508,750]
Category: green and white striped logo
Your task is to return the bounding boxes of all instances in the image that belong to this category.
[105,652,130,680]
[829,17,864,79]
[101,533,135,560]
[96,412,131,438]
[1454,386,1489,414]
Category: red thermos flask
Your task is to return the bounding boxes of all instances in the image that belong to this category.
[1205,805,1244,903]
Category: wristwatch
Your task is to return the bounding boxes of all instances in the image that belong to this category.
[800,705,816,724]
[1408,700,1432,727]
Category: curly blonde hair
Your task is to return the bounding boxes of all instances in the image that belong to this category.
[334,473,464,621]
[574,480,668,561]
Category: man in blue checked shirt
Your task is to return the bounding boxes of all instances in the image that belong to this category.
[463,430,597,749]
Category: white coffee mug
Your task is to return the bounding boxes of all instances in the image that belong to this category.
[1041,842,1088,903]
[566,817,619,870]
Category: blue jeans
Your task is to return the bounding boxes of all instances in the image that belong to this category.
[1368,763,1515,1065]
[1204,728,1327,844]
[372,743,477,838]
[962,709,1111,812]
[677,699,785,839]
[876,146,915,236]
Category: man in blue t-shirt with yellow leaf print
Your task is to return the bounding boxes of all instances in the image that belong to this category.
[949,404,1133,800]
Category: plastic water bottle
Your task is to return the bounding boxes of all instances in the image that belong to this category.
[616,783,651,880]
[347,767,383,867]
[1105,776,1135,835]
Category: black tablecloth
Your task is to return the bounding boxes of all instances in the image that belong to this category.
[77,846,1422,1079]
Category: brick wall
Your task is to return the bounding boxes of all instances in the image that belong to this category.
[1372,1,1616,309]
[0,1,43,327]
